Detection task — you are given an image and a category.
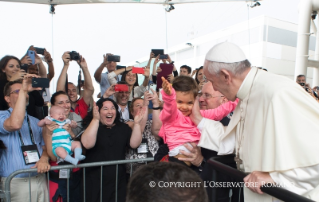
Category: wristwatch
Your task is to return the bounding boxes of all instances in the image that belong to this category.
[152,106,161,110]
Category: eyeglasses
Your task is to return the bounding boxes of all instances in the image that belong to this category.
[7,89,20,96]
[198,92,224,99]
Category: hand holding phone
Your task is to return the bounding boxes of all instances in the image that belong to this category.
[32,78,49,88]
[34,47,45,55]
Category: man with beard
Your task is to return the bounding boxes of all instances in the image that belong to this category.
[57,52,94,119]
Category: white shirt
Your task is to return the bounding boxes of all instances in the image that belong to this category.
[117,104,129,121]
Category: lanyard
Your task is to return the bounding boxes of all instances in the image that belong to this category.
[7,110,35,146]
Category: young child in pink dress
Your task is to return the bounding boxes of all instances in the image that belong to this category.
[159,76,238,166]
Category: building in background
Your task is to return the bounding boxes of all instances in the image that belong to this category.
[129,15,317,84]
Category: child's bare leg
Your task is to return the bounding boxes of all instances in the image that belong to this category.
[55,146,78,165]
[55,147,68,159]
[72,141,85,161]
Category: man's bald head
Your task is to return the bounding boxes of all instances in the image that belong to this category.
[199,81,228,110]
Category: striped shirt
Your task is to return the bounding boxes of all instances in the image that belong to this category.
[0,108,44,178]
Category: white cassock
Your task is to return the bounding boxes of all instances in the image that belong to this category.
[198,67,319,201]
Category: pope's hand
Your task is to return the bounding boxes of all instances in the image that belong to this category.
[243,171,275,194]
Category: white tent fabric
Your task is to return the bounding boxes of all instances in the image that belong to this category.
[0,0,257,5]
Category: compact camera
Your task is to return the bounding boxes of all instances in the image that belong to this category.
[69,51,80,61]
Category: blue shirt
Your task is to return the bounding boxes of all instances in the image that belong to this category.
[100,72,121,99]
[0,108,44,178]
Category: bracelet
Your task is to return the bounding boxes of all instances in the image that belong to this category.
[152,106,161,110]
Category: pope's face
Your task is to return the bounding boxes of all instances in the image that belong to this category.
[203,61,237,101]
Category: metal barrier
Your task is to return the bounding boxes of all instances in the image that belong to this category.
[208,156,315,202]
[1,158,154,202]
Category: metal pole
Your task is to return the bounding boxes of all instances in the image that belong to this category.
[294,0,312,80]
[312,15,319,87]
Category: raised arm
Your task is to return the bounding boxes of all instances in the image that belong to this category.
[44,50,55,81]
[81,103,100,149]
[35,54,47,78]
[130,108,144,148]
[200,98,239,121]
[107,66,132,85]
[149,88,162,138]
[4,74,42,131]
[56,52,70,92]
[77,56,94,106]
[160,77,178,124]
[141,66,150,87]
[94,54,108,83]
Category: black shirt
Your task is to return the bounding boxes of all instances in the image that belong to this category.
[84,122,132,178]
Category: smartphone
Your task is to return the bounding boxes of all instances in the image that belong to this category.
[27,50,35,65]
[116,65,126,70]
[32,78,49,88]
[107,55,120,62]
[159,55,168,59]
[21,64,28,72]
[114,84,129,92]
[156,63,174,89]
[132,67,144,74]
[151,49,164,58]
[34,47,45,55]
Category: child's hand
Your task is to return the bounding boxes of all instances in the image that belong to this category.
[70,120,77,128]
[161,77,172,95]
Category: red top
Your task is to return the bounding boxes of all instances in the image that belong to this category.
[70,97,89,119]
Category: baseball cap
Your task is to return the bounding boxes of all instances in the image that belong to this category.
[205,42,246,63]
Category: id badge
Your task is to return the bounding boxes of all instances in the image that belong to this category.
[59,169,70,179]
[21,145,40,165]
[137,139,148,154]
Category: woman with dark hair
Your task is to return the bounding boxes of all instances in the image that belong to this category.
[195,66,205,91]
[107,65,150,101]
[0,55,25,110]
[42,91,83,202]
[125,90,161,174]
[81,98,144,202]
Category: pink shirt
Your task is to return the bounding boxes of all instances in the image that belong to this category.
[159,88,238,151]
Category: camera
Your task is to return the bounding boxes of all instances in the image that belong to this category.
[69,51,80,61]
[107,55,120,62]
[299,83,305,86]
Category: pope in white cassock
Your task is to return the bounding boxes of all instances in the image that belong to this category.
[195,42,319,201]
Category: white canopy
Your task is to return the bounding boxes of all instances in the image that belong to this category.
[0,0,258,5]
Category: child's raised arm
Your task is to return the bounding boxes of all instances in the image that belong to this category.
[200,98,239,121]
[160,77,178,123]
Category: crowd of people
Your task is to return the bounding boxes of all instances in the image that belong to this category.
[0,42,319,202]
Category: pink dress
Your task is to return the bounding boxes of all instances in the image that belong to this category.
[159,88,238,151]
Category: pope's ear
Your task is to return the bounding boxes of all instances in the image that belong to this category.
[220,69,231,83]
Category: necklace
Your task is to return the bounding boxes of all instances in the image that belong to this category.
[234,68,259,172]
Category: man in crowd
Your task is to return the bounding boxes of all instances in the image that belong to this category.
[126,162,208,202]
[191,42,319,201]
[179,65,192,76]
[0,76,50,202]
[57,52,94,119]
[94,53,119,96]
